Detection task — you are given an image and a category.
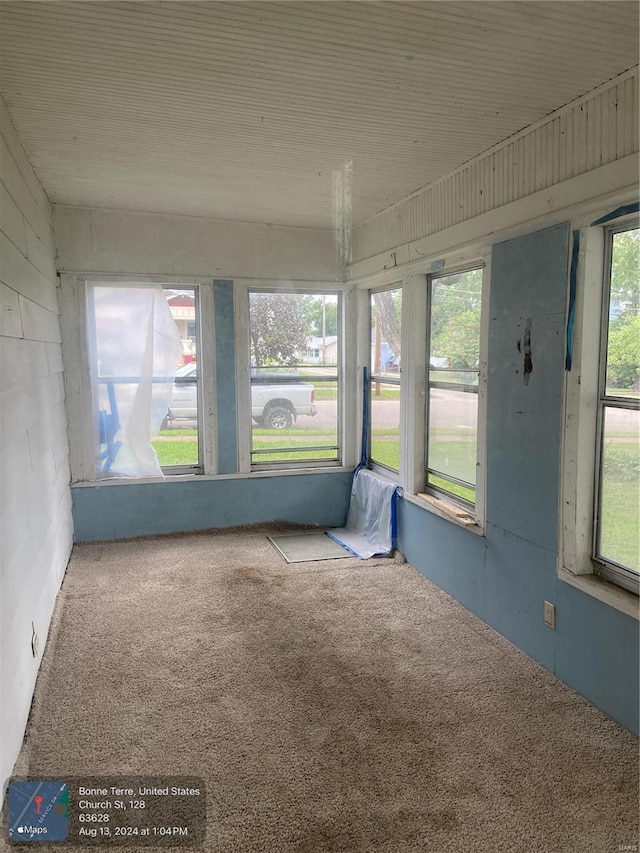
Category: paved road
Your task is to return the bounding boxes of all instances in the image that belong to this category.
[169,391,637,434]
[297,394,475,431]
[297,393,638,433]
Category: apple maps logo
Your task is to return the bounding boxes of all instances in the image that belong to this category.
[8,781,69,842]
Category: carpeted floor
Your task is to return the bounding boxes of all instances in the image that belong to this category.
[6,524,639,852]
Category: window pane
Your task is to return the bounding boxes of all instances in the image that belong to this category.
[249,293,340,465]
[597,406,640,574]
[427,473,475,505]
[606,228,639,398]
[153,289,199,469]
[428,387,478,488]
[371,288,402,377]
[370,381,400,471]
[90,285,185,478]
[430,268,482,372]
[429,369,478,387]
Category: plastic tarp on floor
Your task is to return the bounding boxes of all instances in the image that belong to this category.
[327,468,402,559]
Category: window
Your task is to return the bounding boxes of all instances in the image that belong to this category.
[426,266,483,508]
[88,283,201,478]
[594,224,639,593]
[369,286,402,472]
[248,291,341,468]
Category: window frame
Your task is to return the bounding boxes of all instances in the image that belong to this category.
[159,284,203,475]
[236,283,350,473]
[560,212,639,605]
[592,221,639,594]
[424,262,487,521]
[62,275,215,482]
[368,283,402,476]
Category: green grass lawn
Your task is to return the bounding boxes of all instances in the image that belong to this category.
[599,440,639,572]
[252,434,339,463]
[370,434,476,502]
[370,386,401,400]
[152,439,199,466]
[313,387,338,401]
[153,427,341,467]
[299,383,401,402]
[429,439,476,485]
[427,474,475,504]
[370,435,400,472]
[251,447,339,463]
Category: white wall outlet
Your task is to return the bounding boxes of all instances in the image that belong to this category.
[544,601,556,630]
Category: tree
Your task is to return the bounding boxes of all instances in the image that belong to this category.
[611,228,639,314]
[432,308,482,370]
[430,268,483,369]
[249,293,308,367]
[373,290,402,367]
[607,314,640,390]
[607,227,639,390]
[298,295,338,337]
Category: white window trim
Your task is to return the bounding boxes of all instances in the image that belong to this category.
[368,282,403,478]
[354,249,490,533]
[234,281,357,474]
[559,214,639,616]
[420,258,489,528]
[60,274,215,481]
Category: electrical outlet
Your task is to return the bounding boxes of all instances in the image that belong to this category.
[544,601,556,630]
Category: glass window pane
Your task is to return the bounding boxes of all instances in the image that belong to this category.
[249,293,340,465]
[430,268,482,372]
[606,228,639,398]
[153,288,200,469]
[371,288,402,377]
[597,406,640,574]
[427,473,475,505]
[429,369,478,387]
[428,387,478,488]
[370,381,400,471]
[250,370,338,464]
[91,284,192,477]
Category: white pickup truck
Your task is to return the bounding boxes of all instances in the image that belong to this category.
[165,364,317,430]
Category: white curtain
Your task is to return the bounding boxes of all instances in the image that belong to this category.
[88,284,183,479]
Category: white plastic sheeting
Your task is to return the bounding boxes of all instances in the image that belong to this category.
[88,284,183,479]
[327,468,402,559]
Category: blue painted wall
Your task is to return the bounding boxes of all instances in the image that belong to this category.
[72,471,353,541]
[399,223,639,735]
[213,279,238,474]
[483,224,567,672]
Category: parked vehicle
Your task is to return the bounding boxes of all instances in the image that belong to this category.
[164,365,317,430]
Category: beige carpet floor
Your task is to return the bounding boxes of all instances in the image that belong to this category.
[6,524,639,852]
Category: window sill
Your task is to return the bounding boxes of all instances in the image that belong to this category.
[558,568,639,620]
[404,492,484,536]
[71,466,356,487]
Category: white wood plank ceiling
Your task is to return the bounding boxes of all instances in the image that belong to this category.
[0,1,638,229]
